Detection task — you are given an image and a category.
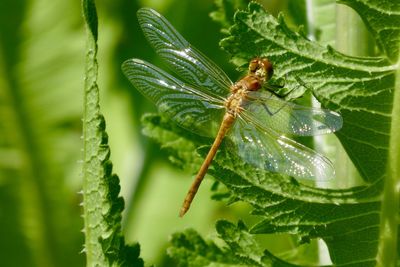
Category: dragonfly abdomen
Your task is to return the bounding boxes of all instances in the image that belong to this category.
[179,112,235,217]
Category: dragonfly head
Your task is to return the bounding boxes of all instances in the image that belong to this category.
[248,58,274,82]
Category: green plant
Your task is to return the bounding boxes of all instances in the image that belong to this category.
[143,1,400,266]
[2,0,398,266]
[82,0,399,265]
[0,0,85,266]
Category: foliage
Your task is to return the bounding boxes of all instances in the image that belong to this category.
[81,0,143,266]
[1,0,399,266]
[0,0,85,266]
[169,220,297,267]
[0,0,229,266]
[140,1,400,266]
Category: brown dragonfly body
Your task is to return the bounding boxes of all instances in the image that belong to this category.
[123,8,342,218]
[179,58,274,217]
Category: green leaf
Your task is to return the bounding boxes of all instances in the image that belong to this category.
[140,1,400,266]
[221,1,395,184]
[168,228,240,266]
[338,0,400,62]
[81,0,143,266]
[143,112,383,266]
[168,221,297,267]
[216,220,301,267]
[0,0,85,266]
[293,0,336,46]
[286,0,308,36]
[141,114,206,173]
[219,5,400,266]
[168,220,304,267]
[210,0,248,34]
[211,147,382,266]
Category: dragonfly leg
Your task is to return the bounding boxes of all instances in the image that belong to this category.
[261,102,288,117]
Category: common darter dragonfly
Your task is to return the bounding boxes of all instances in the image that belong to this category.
[122,8,343,217]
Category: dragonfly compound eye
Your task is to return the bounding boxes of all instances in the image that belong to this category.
[123,8,343,217]
[260,58,274,81]
[248,58,260,73]
[248,58,274,82]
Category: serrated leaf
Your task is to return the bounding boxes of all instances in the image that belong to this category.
[221,2,395,185]
[137,2,400,266]
[81,1,143,266]
[209,145,383,266]
[143,109,387,266]
[216,220,301,267]
[215,220,267,266]
[169,222,297,267]
[219,6,400,266]
[168,228,240,267]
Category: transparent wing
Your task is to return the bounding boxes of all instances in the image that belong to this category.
[229,115,335,181]
[122,58,225,137]
[137,8,232,99]
[243,91,343,136]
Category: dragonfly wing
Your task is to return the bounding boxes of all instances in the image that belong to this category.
[244,91,343,136]
[229,115,335,180]
[122,58,225,137]
[137,8,232,98]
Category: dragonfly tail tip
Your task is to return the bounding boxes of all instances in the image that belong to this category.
[179,209,187,217]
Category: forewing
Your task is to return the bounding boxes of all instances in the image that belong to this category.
[244,91,343,136]
[122,58,225,137]
[137,8,232,98]
[229,115,335,181]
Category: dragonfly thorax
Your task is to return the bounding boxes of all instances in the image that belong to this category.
[123,8,343,217]
[226,75,261,116]
[235,74,264,91]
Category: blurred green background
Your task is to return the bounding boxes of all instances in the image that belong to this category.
[0,0,308,266]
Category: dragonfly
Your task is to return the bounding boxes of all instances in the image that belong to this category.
[122,8,343,217]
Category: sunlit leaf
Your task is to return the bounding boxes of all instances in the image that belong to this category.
[82,1,144,266]
[0,0,84,266]
[221,2,394,184]
[142,0,400,265]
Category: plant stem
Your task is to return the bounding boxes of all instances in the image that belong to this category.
[334,4,371,186]
[335,3,399,267]
[305,1,337,264]
[82,0,107,265]
[376,51,400,267]
[335,4,375,56]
